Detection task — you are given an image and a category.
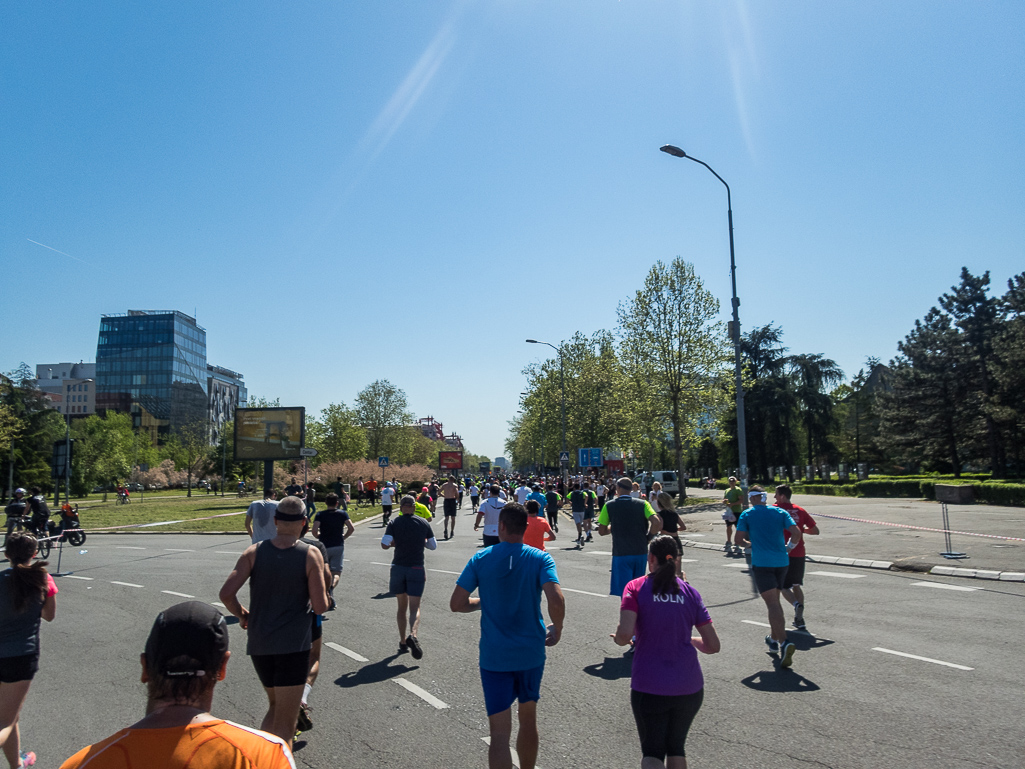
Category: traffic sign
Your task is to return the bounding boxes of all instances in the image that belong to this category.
[378,456,390,468]
[577,448,603,467]
[590,447,602,467]
[300,447,318,457]
[559,451,570,463]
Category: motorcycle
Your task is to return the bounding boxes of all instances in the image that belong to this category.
[57,503,87,547]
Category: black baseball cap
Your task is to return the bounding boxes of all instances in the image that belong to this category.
[144,601,229,678]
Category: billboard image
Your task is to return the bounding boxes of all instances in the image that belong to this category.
[439,451,464,470]
[234,407,305,461]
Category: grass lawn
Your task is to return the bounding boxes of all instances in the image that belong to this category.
[73,495,384,533]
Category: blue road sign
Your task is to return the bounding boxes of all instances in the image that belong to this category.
[578,448,589,467]
[590,448,603,467]
[378,456,389,468]
[559,451,571,463]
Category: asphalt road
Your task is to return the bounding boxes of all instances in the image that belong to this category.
[25,505,1025,769]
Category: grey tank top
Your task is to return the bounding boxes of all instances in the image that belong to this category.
[247,539,312,656]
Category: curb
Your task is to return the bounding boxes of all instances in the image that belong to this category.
[677,538,1025,581]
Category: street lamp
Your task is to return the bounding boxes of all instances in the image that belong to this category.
[526,339,567,485]
[660,144,749,489]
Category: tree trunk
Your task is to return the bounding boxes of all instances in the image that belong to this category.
[671,396,686,501]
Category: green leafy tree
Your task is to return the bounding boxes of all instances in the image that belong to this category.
[992,273,1025,473]
[163,420,214,497]
[354,380,413,461]
[789,353,844,466]
[72,412,136,496]
[1,368,65,495]
[308,404,369,464]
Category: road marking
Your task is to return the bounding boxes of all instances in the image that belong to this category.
[370,561,391,567]
[807,571,866,579]
[161,590,195,598]
[743,620,832,641]
[912,581,981,592]
[872,647,973,671]
[215,551,243,555]
[742,620,772,628]
[561,587,611,598]
[110,581,143,588]
[211,601,226,608]
[725,563,750,569]
[427,568,461,575]
[680,533,706,537]
[325,642,369,662]
[482,736,538,768]
[115,546,146,550]
[64,575,93,580]
[583,550,613,555]
[164,548,194,552]
[393,678,449,709]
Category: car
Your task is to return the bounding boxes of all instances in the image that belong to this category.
[126,483,144,492]
[649,471,680,497]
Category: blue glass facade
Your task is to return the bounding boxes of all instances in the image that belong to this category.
[96,311,209,443]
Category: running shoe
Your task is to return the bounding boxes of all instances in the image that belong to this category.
[296,704,313,732]
[19,752,36,767]
[585,534,593,542]
[764,635,780,654]
[793,602,805,629]
[398,642,409,654]
[724,540,732,552]
[780,642,796,668]
[406,634,423,660]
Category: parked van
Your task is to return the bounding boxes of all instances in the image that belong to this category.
[650,470,680,497]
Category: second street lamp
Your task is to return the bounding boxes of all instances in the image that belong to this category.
[526,339,567,485]
[660,144,749,489]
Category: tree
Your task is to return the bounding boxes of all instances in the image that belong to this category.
[992,273,1025,474]
[789,353,844,466]
[354,380,413,461]
[72,413,136,496]
[1,369,65,496]
[163,420,213,497]
[308,403,369,464]
[618,258,730,499]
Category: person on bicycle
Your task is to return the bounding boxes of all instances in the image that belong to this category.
[26,489,52,539]
[4,488,27,543]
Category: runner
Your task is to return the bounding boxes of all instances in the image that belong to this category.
[474,485,506,548]
[427,480,440,514]
[296,520,333,738]
[526,485,547,518]
[379,483,397,525]
[469,482,481,514]
[655,491,687,576]
[595,479,608,513]
[581,482,597,543]
[458,479,465,510]
[733,486,802,668]
[60,601,293,769]
[245,489,278,544]
[523,500,556,552]
[304,483,317,521]
[514,479,531,505]
[381,496,437,659]
[598,478,663,596]
[219,496,330,749]
[312,493,353,604]
[450,503,565,769]
[722,476,744,554]
[544,486,562,533]
[611,534,719,769]
[567,484,588,546]
[440,477,460,540]
[365,478,378,506]
[774,484,819,630]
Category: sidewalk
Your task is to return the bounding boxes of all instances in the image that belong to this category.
[676,489,1025,582]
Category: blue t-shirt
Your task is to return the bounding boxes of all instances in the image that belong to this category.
[735,505,796,567]
[526,491,548,511]
[456,541,559,672]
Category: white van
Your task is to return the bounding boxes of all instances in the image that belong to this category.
[650,470,680,497]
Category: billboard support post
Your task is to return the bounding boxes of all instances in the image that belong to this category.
[264,461,274,495]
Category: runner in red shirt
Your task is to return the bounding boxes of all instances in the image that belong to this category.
[523,500,556,551]
[774,484,819,630]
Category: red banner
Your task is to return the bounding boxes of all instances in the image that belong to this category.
[439,451,463,470]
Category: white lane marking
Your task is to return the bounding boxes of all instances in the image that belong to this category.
[561,587,612,598]
[807,571,867,579]
[110,581,143,588]
[115,546,146,550]
[724,564,750,569]
[164,548,194,552]
[743,619,832,641]
[211,601,226,608]
[679,558,697,563]
[911,581,981,592]
[161,590,195,598]
[680,533,706,537]
[215,551,243,555]
[393,678,450,709]
[427,568,461,575]
[583,550,612,555]
[64,575,94,580]
[481,736,538,768]
[872,647,973,671]
[370,561,391,567]
[325,642,369,662]
[742,620,771,628]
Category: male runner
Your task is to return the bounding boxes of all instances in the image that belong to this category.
[382,496,438,659]
[245,489,278,544]
[219,496,330,749]
[60,602,294,769]
[774,484,819,630]
[526,485,547,518]
[475,485,506,547]
[469,482,481,513]
[458,479,465,509]
[312,493,353,599]
[722,476,744,553]
[451,503,565,769]
[514,479,531,505]
[297,520,333,736]
[544,486,561,533]
[581,482,597,543]
[567,484,588,545]
[597,477,662,595]
[440,476,460,539]
[427,480,440,513]
[734,486,802,668]
[379,483,397,525]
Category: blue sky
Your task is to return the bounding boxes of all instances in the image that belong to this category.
[2,1,1022,459]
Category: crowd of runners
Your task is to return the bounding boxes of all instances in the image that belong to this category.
[0,469,819,769]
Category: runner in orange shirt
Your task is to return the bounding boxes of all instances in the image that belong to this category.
[523,500,556,551]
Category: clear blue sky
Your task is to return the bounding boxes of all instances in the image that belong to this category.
[2,2,1022,460]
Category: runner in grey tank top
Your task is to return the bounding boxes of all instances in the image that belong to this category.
[247,539,313,656]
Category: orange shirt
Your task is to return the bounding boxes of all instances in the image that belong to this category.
[523,515,554,551]
[60,719,295,769]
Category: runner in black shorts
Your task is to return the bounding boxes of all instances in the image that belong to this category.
[382,496,437,658]
[439,477,460,540]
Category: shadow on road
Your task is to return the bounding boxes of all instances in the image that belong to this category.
[334,654,419,689]
[370,592,394,600]
[787,632,834,651]
[740,669,820,693]
[583,655,633,681]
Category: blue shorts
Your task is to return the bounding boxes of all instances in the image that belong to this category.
[480,664,545,716]
[389,564,426,597]
[611,554,648,596]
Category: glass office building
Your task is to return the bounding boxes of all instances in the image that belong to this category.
[96,311,209,443]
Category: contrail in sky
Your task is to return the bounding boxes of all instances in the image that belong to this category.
[26,238,88,263]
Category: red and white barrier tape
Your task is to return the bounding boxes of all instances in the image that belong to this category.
[24,510,248,542]
[813,512,1025,542]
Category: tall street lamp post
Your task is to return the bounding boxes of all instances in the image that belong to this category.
[660,144,749,489]
[526,339,567,486]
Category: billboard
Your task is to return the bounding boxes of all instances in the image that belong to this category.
[439,451,463,470]
[234,407,306,461]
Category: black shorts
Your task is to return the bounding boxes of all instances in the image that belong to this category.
[631,688,703,760]
[784,555,806,589]
[751,565,790,594]
[444,498,458,516]
[311,613,323,642]
[470,496,479,506]
[382,504,393,514]
[0,653,39,683]
[482,534,500,547]
[389,564,426,597]
[250,649,311,688]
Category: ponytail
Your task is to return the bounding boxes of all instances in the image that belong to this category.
[4,533,48,612]
[648,534,681,596]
